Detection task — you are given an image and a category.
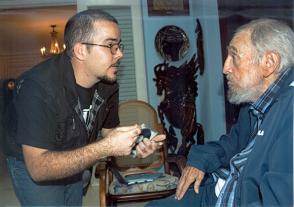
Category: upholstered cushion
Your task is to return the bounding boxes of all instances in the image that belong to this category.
[109,173,178,195]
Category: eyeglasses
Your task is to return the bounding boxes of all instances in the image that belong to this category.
[81,42,124,55]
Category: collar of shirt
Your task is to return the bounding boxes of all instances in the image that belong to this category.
[249,68,290,116]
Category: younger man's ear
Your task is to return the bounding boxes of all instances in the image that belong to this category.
[73,43,87,60]
[262,51,281,77]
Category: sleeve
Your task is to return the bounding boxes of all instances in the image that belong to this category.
[102,89,119,129]
[15,78,57,149]
[260,98,293,206]
[187,105,251,173]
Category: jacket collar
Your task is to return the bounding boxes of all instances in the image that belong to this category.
[250,67,293,115]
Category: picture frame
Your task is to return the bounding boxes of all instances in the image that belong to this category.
[147,0,190,16]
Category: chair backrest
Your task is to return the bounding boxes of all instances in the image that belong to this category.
[112,100,165,173]
[118,100,163,133]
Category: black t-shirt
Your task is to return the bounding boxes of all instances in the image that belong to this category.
[76,84,93,110]
[4,54,120,186]
[5,54,119,160]
[76,84,93,125]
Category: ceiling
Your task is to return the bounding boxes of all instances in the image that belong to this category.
[218,0,292,9]
[218,0,293,20]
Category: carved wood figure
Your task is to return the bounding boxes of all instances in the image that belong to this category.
[153,19,205,158]
[154,54,204,157]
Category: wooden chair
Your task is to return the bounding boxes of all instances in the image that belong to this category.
[96,100,179,207]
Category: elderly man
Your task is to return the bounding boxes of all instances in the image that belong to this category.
[147,18,293,206]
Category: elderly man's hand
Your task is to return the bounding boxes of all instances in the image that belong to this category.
[135,134,166,158]
[175,166,205,200]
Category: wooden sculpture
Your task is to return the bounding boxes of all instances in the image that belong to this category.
[153,19,205,158]
[154,54,204,157]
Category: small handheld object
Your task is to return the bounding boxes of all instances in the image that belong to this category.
[131,124,158,157]
[136,126,158,143]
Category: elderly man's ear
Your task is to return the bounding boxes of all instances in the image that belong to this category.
[261,51,281,78]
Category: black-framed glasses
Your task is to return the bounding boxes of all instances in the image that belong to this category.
[81,42,124,55]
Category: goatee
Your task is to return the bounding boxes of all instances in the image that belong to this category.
[99,75,117,84]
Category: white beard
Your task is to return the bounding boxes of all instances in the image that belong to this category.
[226,70,264,104]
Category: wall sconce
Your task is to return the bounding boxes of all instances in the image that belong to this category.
[40,25,65,57]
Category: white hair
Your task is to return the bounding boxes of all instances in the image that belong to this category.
[235,18,294,73]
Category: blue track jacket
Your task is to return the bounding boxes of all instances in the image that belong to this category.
[187,68,293,206]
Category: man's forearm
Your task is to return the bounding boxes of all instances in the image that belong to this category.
[25,125,140,182]
[26,138,110,182]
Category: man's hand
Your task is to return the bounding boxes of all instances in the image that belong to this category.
[105,125,141,156]
[175,166,205,200]
[136,134,166,158]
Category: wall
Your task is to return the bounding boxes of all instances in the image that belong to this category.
[142,0,226,142]
[191,0,227,141]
